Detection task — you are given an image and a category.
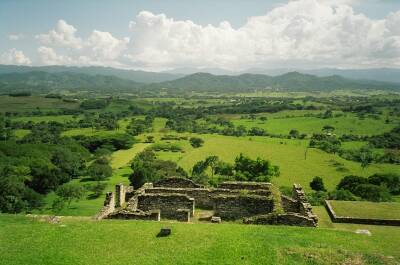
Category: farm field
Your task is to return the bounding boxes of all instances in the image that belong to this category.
[0,95,79,112]
[230,113,397,136]
[0,211,399,265]
[328,200,400,220]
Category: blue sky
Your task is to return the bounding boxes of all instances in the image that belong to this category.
[1,0,400,70]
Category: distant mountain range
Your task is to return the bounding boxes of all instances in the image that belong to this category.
[0,64,399,94]
[0,65,182,83]
[152,72,400,92]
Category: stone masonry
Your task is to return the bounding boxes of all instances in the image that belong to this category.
[96,177,318,227]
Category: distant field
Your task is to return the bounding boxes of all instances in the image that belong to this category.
[12,115,78,123]
[0,95,79,112]
[328,200,400,220]
[0,210,399,265]
[230,113,395,136]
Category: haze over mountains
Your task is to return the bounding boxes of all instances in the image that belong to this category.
[0,64,399,93]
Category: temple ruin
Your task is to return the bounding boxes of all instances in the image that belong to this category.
[95,177,318,227]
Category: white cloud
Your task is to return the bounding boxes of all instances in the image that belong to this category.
[0,48,31,65]
[8,34,25,41]
[36,20,83,49]
[35,20,130,67]
[125,0,400,70]
[23,0,400,70]
[37,46,72,65]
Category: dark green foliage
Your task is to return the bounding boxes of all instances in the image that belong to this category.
[368,173,400,195]
[234,153,280,182]
[189,137,204,148]
[309,133,341,154]
[126,116,153,136]
[9,92,31,97]
[80,99,109,110]
[310,176,326,191]
[129,150,187,189]
[0,165,43,213]
[353,184,392,202]
[337,175,369,194]
[85,182,107,199]
[74,134,135,153]
[368,126,400,149]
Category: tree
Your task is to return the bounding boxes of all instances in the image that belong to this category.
[87,158,112,181]
[310,176,326,191]
[289,129,300,139]
[55,183,85,207]
[189,137,204,148]
[337,175,368,194]
[353,184,392,202]
[145,135,155,143]
[359,146,374,169]
[322,125,335,133]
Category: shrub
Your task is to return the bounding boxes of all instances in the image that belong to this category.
[310,176,326,191]
[189,137,204,148]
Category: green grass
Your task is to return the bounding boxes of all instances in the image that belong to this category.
[155,134,400,191]
[0,210,399,265]
[0,95,79,112]
[230,113,395,136]
[111,143,150,169]
[328,200,400,220]
[11,115,79,123]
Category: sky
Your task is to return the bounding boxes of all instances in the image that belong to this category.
[1,0,400,71]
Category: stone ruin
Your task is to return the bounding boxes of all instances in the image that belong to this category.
[95,177,318,227]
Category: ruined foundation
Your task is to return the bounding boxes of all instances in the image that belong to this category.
[96,177,318,227]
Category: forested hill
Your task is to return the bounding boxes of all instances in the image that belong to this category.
[0,65,182,83]
[0,71,142,93]
[150,72,400,92]
[0,69,399,94]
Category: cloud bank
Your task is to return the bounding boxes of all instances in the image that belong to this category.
[6,0,400,70]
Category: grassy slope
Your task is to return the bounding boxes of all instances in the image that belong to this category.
[156,134,400,191]
[0,209,399,265]
[328,201,400,220]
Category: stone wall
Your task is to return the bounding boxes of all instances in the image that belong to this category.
[218,181,272,191]
[213,194,275,220]
[145,187,271,209]
[154,177,203,188]
[325,200,400,226]
[94,192,115,220]
[107,209,160,221]
[137,193,195,219]
[175,209,191,222]
[281,195,299,213]
[115,183,126,208]
[244,213,317,227]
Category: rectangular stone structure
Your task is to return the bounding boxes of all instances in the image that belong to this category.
[137,193,195,219]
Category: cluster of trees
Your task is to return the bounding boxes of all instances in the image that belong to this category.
[0,141,90,213]
[129,150,187,188]
[191,154,280,186]
[73,134,135,153]
[126,115,154,136]
[307,173,400,205]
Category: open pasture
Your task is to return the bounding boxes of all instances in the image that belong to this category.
[328,200,400,220]
[0,95,79,112]
[0,211,399,265]
[230,113,396,136]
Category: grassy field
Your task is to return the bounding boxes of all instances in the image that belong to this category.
[328,200,400,220]
[12,115,79,123]
[154,134,400,191]
[0,208,399,265]
[230,113,396,136]
[0,95,79,112]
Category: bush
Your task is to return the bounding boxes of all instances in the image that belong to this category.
[353,184,392,202]
[337,175,368,194]
[189,137,204,148]
[328,189,358,201]
[310,176,326,191]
